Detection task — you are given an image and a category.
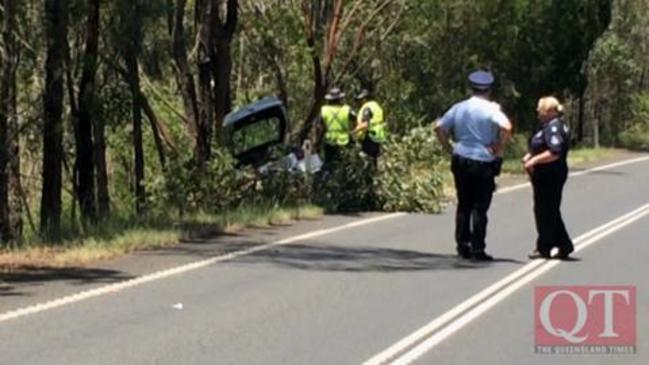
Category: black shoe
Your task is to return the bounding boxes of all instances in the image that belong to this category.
[528,250,551,260]
[456,244,471,259]
[554,247,574,260]
[471,251,494,261]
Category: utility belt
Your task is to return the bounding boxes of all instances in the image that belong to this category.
[452,154,503,176]
[533,159,568,176]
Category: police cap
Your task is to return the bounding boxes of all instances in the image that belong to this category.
[468,70,494,90]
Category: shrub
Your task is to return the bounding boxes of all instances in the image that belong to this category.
[311,147,378,212]
[619,125,649,150]
[148,126,448,218]
[146,149,250,216]
[377,126,446,213]
[619,93,649,151]
[504,133,529,160]
[312,126,447,214]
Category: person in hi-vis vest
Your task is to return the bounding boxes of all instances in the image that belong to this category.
[353,89,386,159]
[316,87,355,166]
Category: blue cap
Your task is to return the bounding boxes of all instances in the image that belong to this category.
[468,70,494,90]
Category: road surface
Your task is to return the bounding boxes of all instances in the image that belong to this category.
[2,155,648,365]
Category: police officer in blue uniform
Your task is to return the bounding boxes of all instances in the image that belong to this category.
[435,70,512,261]
[524,96,574,260]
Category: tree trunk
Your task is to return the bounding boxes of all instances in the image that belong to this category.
[172,0,199,138]
[75,0,100,224]
[194,0,218,166]
[212,40,233,144]
[212,0,237,143]
[41,0,68,240]
[196,60,214,165]
[173,0,236,164]
[577,90,585,143]
[0,97,8,244]
[119,0,146,215]
[0,0,20,244]
[125,59,146,215]
[299,0,327,143]
[93,109,110,219]
[593,92,601,149]
[7,2,22,245]
[140,92,167,168]
[299,57,326,145]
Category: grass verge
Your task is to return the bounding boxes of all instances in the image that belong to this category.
[441,148,623,200]
[501,147,618,175]
[0,205,323,271]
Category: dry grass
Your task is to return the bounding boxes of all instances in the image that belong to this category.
[442,148,623,199]
[501,147,618,175]
[1,205,323,271]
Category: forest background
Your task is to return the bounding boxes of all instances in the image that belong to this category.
[1,0,648,264]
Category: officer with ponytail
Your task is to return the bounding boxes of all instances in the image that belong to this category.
[524,96,574,260]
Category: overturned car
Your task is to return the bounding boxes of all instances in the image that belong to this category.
[223,97,322,173]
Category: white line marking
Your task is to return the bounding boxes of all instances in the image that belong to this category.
[392,204,649,365]
[495,154,649,195]
[364,203,649,365]
[0,213,406,323]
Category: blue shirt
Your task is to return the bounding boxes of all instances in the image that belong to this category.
[529,118,570,161]
[437,96,509,162]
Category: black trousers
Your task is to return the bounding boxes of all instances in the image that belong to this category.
[323,144,342,168]
[361,137,381,159]
[532,163,574,255]
[451,155,496,253]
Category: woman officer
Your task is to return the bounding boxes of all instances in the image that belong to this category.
[523,96,574,260]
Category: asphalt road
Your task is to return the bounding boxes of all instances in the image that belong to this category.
[1,155,648,365]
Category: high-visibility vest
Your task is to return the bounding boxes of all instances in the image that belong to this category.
[322,105,351,146]
[357,101,386,143]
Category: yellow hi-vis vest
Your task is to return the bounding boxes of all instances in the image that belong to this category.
[357,101,386,143]
[322,105,351,146]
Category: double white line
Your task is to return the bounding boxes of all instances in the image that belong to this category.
[363,203,649,365]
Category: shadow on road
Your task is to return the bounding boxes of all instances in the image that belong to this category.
[0,267,133,297]
[0,242,528,298]
[557,256,582,262]
[233,243,525,272]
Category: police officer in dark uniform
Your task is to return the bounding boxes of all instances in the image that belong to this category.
[435,71,512,261]
[524,96,574,260]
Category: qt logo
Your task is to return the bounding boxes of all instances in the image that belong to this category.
[534,286,636,354]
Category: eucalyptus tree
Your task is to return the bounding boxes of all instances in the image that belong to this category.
[41,0,69,239]
[585,0,646,146]
[0,0,21,244]
[68,0,101,224]
[170,0,238,166]
[297,0,400,141]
